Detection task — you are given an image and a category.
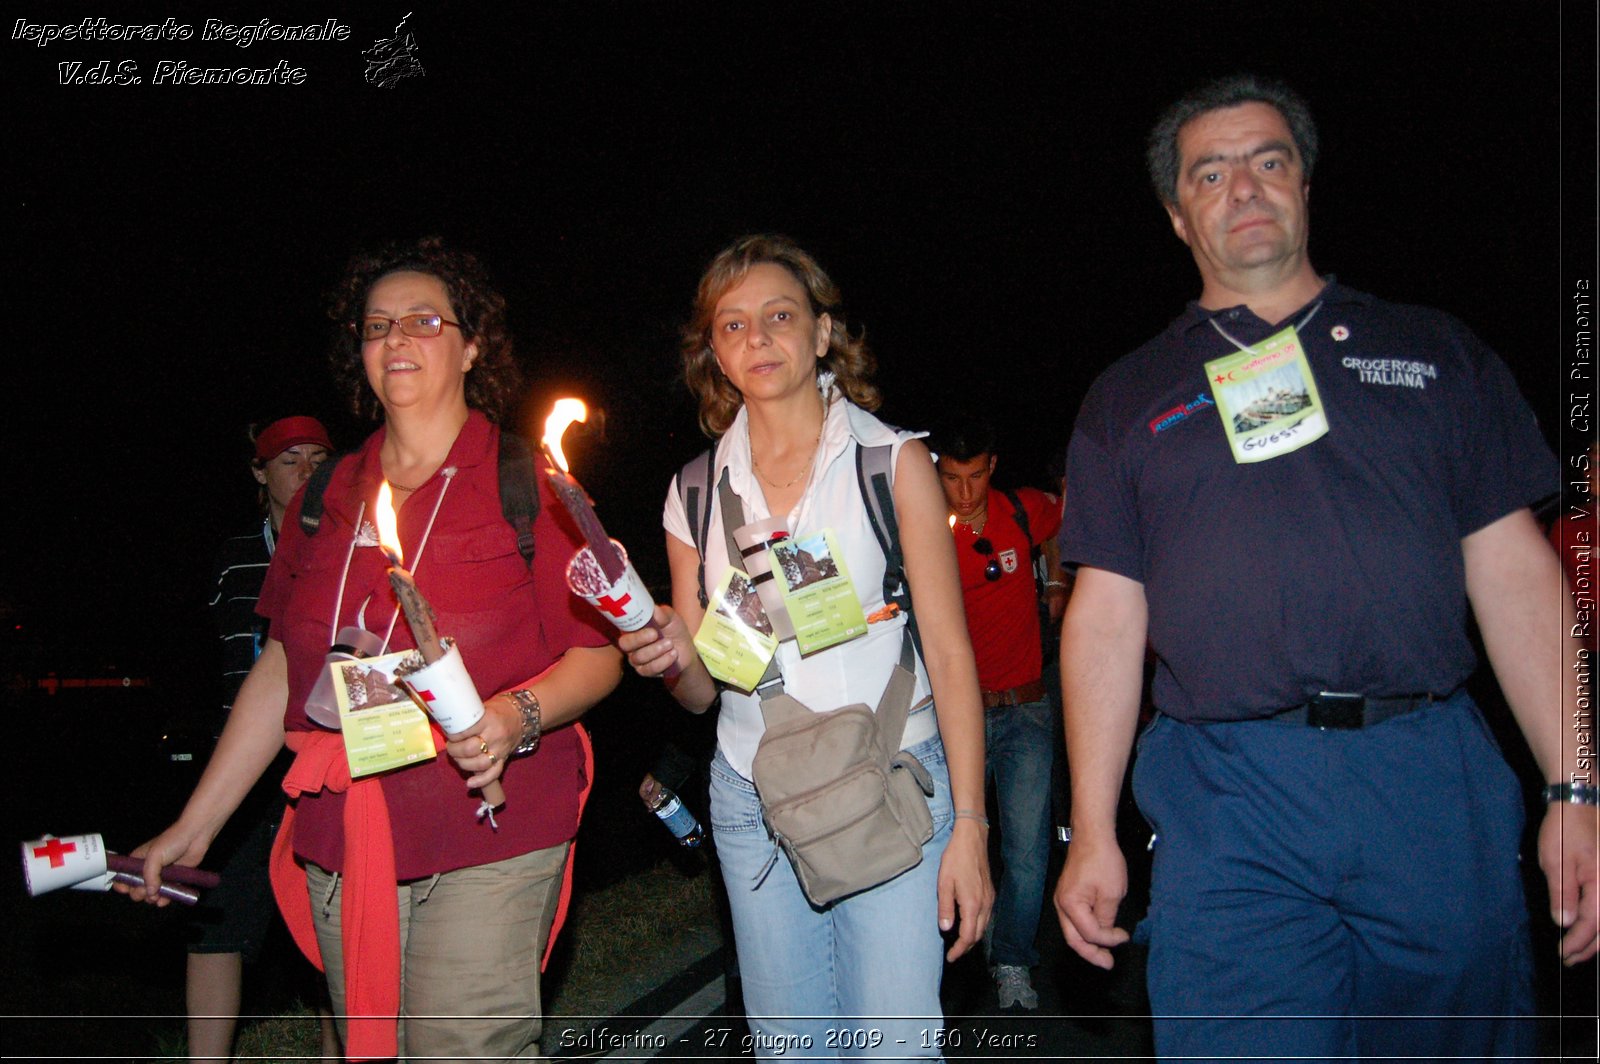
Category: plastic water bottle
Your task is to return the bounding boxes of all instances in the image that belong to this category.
[650,786,705,848]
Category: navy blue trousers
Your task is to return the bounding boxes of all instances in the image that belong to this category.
[1132,690,1535,1062]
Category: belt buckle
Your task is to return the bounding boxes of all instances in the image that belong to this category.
[1307,691,1363,730]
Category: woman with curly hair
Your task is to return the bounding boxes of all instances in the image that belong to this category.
[127,237,622,1060]
[623,234,992,1059]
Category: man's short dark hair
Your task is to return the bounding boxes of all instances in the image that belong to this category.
[1147,74,1319,206]
[930,416,997,464]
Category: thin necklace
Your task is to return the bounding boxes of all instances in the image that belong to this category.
[752,417,825,490]
[384,467,433,493]
[1208,300,1324,354]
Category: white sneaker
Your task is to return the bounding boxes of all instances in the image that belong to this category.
[994,963,1038,1010]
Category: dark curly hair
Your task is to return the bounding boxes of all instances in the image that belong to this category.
[1146,74,1318,207]
[327,236,521,423]
[681,234,880,438]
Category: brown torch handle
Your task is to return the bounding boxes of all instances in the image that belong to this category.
[435,687,507,812]
[107,870,202,905]
[389,572,508,811]
[644,617,682,679]
[106,854,221,889]
[390,570,442,663]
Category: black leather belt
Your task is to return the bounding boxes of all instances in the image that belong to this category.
[1270,690,1447,730]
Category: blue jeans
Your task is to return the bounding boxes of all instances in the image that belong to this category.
[1132,690,1535,1062]
[984,697,1053,968]
[710,716,953,1061]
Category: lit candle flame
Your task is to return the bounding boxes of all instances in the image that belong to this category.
[541,398,588,473]
[375,481,403,566]
[948,514,956,530]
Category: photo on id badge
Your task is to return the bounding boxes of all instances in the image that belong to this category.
[715,568,774,637]
[1205,325,1329,464]
[771,533,840,592]
[333,648,437,778]
[338,659,414,713]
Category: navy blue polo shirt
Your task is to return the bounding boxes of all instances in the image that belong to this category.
[1062,280,1556,722]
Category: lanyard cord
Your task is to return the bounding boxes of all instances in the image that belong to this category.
[329,501,366,640]
[326,466,459,652]
[1207,300,1324,354]
[379,466,457,652]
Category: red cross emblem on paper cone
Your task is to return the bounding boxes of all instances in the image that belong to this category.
[32,838,76,867]
[21,833,107,896]
[595,593,633,617]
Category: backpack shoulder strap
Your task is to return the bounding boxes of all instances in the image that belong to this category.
[1002,487,1031,545]
[712,467,786,700]
[1001,486,1045,595]
[496,430,541,569]
[855,442,923,661]
[297,451,350,538]
[677,447,717,608]
[300,438,543,574]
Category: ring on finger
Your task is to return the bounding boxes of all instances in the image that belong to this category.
[477,737,490,756]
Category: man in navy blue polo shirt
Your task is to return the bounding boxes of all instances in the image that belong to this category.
[1052,74,1597,1061]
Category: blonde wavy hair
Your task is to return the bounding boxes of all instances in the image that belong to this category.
[681,234,879,437]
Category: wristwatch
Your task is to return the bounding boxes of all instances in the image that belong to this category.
[1541,782,1600,807]
[508,689,542,756]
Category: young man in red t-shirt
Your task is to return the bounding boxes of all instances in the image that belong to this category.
[934,419,1065,1010]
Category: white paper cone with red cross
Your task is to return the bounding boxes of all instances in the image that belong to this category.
[22,833,108,895]
[399,638,485,736]
[565,540,657,633]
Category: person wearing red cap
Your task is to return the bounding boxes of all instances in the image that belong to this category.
[249,415,334,535]
[187,415,335,1063]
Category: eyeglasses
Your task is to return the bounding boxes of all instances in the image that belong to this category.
[355,314,463,341]
[972,537,1003,582]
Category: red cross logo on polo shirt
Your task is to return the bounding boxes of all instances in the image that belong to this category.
[595,593,632,618]
[32,838,77,868]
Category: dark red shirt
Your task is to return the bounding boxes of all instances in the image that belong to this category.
[259,411,611,879]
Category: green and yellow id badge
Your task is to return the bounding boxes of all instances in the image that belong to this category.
[693,567,780,691]
[1204,325,1329,463]
[770,528,868,655]
[333,649,437,778]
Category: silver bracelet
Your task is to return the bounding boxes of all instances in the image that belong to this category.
[508,689,542,756]
[1541,782,1600,807]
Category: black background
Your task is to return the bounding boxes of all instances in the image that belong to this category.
[2,1,1595,1049]
[8,3,1591,700]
